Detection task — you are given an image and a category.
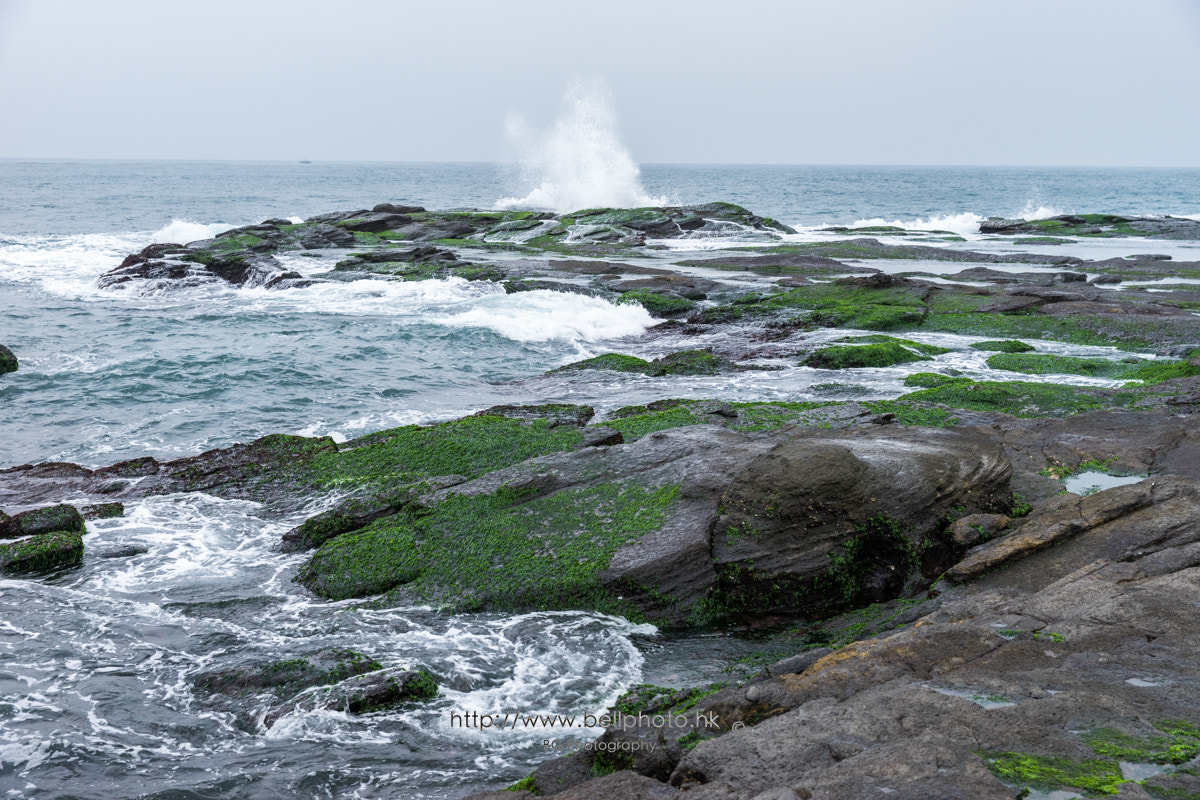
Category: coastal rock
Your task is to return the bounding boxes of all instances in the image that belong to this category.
[193,648,382,700]
[305,668,438,714]
[0,531,84,574]
[0,503,84,538]
[295,422,1012,624]
[262,667,439,727]
[0,344,17,375]
[979,213,1200,240]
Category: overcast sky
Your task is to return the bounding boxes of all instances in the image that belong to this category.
[2,0,1199,166]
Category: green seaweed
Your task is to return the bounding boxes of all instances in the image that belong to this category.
[984,752,1125,796]
[898,378,1138,417]
[295,482,681,614]
[305,416,583,491]
[804,341,933,370]
[504,772,539,793]
[549,350,730,377]
[971,340,1036,353]
[0,531,85,574]
[615,290,697,316]
[902,372,970,389]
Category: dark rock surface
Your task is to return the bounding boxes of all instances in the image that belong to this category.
[0,344,17,375]
[463,475,1200,798]
[981,213,1200,239]
[0,530,84,574]
[0,503,84,538]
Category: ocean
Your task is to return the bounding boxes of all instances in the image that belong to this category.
[1,159,1198,799]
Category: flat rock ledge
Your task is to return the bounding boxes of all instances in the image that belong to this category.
[466,475,1200,799]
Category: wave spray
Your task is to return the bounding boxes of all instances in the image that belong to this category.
[497,80,664,214]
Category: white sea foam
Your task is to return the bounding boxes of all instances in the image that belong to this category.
[1018,203,1064,220]
[0,220,233,300]
[849,212,985,236]
[427,289,655,343]
[150,219,233,245]
[496,80,666,214]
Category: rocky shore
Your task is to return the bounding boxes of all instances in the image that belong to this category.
[6,203,1200,798]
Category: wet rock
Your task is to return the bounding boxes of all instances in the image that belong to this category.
[0,531,84,574]
[372,202,425,214]
[473,403,595,427]
[948,513,1010,547]
[0,503,84,538]
[945,480,1156,582]
[193,648,382,699]
[0,344,17,375]
[97,545,148,559]
[580,426,625,448]
[764,648,833,678]
[81,502,124,520]
[300,667,438,714]
[297,223,357,249]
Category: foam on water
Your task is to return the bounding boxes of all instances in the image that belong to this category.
[496,81,667,214]
[849,212,985,236]
[427,287,656,343]
[151,219,234,245]
[1019,202,1065,220]
[0,495,653,797]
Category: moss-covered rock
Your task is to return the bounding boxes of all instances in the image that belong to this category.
[970,340,1036,353]
[193,648,382,698]
[696,277,929,331]
[903,372,971,389]
[303,415,583,492]
[1,504,85,538]
[295,481,681,610]
[549,350,735,377]
[0,344,17,375]
[0,531,84,574]
[803,338,939,370]
[898,378,1138,417]
[615,290,697,317]
[316,667,438,714]
[986,352,1200,385]
[81,502,124,520]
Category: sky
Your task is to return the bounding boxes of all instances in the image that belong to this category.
[1,0,1199,166]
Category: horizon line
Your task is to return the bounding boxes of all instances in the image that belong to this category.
[2,157,1199,170]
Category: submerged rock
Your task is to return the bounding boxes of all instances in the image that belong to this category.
[193,648,382,699]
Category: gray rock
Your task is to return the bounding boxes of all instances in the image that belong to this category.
[765,648,832,678]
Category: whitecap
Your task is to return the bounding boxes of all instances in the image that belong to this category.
[849,212,985,236]
[150,219,234,245]
[427,289,655,343]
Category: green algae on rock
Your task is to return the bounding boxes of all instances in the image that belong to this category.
[0,503,84,538]
[970,340,1036,353]
[0,531,84,574]
[803,336,950,370]
[0,344,17,375]
[295,482,681,613]
[193,648,383,699]
[549,350,735,377]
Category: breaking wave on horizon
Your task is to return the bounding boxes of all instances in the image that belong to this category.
[496,81,668,214]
